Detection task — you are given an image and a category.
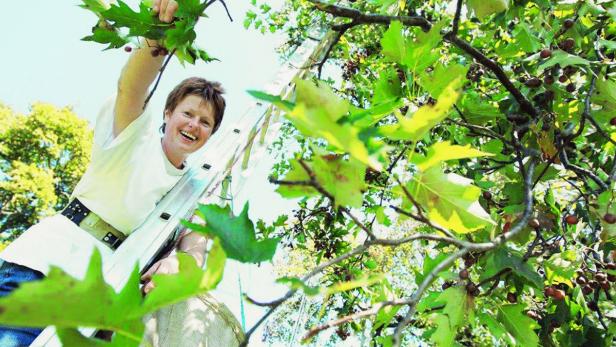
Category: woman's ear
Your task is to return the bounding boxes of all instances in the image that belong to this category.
[164,109,171,122]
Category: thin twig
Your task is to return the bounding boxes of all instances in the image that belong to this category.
[316,23,353,78]
[143,48,177,110]
[393,176,457,239]
[217,0,233,22]
[303,300,408,342]
[392,248,469,346]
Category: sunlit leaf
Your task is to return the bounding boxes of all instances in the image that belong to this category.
[275,154,367,208]
[189,203,280,263]
[467,0,509,19]
[406,166,495,233]
[412,141,493,171]
[380,78,461,141]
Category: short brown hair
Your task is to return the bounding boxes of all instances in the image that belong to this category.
[164,77,226,133]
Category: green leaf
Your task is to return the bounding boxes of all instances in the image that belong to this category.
[544,250,580,287]
[380,21,406,65]
[276,155,367,208]
[402,21,445,73]
[103,1,156,35]
[372,280,400,331]
[415,253,450,286]
[247,90,295,111]
[372,68,402,104]
[80,0,109,13]
[467,0,509,19]
[276,277,321,296]
[139,240,226,315]
[82,27,127,50]
[191,202,280,263]
[412,141,493,171]
[430,287,472,347]
[592,78,616,112]
[537,50,590,72]
[406,166,495,233]
[165,18,197,51]
[287,79,382,169]
[0,250,145,341]
[57,328,136,346]
[348,99,404,128]
[459,91,503,124]
[380,21,444,73]
[274,160,320,199]
[479,248,543,288]
[497,304,540,347]
[478,312,509,342]
[513,23,541,53]
[381,77,461,141]
[295,79,349,121]
[175,0,208,19]
[418,63,468,99]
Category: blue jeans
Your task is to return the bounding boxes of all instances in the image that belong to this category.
[0,260,44,347]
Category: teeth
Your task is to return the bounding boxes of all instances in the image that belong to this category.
[180,130,197,141]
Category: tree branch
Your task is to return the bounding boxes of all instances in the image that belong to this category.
[308,0,432,31]
[143,48,177,110]
[443,34,538,117]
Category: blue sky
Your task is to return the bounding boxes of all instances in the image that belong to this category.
[1,1,285,127]
[2,0,297,342]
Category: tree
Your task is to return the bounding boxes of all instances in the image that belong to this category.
[242,0,616,346]
[0,102,92,239]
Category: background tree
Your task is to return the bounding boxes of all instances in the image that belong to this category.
[0,102,92,240]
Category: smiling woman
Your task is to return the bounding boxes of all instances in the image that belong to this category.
[160,78,226,168]
[0,0,233,345]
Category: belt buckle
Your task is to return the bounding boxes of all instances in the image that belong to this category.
[102,232,123,250]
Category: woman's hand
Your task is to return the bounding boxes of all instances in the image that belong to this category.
[152,0,179,23]
[140,254,181,294]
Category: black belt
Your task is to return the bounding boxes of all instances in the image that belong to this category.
[61,199,126,250]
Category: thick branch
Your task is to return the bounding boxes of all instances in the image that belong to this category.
[308,0,431,31]
[443,34,538,117]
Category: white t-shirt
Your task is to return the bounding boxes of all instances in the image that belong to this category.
[1,96,187,279]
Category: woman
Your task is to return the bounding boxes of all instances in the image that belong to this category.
[0,1,223,345]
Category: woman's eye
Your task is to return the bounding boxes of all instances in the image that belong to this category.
[183,112,192,117]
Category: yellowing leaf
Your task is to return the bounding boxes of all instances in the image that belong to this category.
[294,78,349,121]
[289,102,381,170]
[467,0,509,19]
[413,141,493,171]
[381,80,461,141]
[407,166,495,233]
[418,63,468,99]
[275,155,367,208]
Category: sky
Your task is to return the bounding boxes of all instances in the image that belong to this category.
[2,0,301,344]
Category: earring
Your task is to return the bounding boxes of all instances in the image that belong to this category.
[160,123,167,134]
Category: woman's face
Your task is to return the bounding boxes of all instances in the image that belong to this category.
[162,95,215,166]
